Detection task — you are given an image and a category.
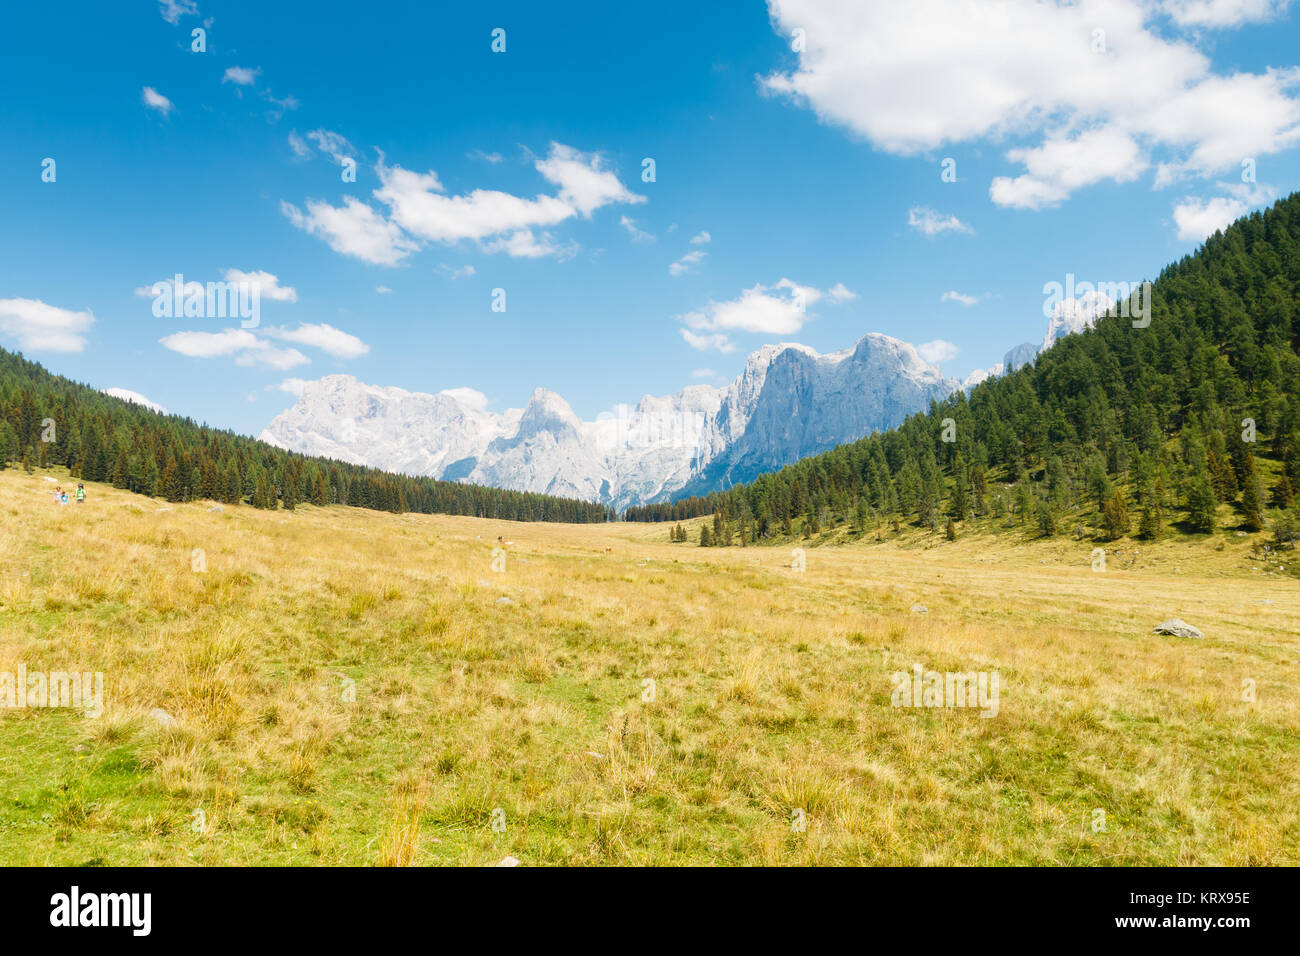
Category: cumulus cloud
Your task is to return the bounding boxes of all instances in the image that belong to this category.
[159,329,308,370]
[284,142,642,263]
[908,205,973,237]
[281,197,418,266]
[678,278,849,351]
[917,339,960,364]
[668,249,707,276]
[689,230,711,245]
[481,230,577,260]
[0,298,94,352]
[102,388,168,414]
[826,282,857,303]
[620,216,655,243]
[263,322,369,359]
[222,66,260,87]
[306,129,355,166]
[1161,0,1291,28]
[135,269,297,304]
[274,378,310,396]
[1171,181,1277,239]
[534,142,645,216]
[438,387,490,411]
[142,86,174,116]
[435,264,477,279]
[223,269,298,302]
[761,0,1300,211]
[680,329,736,352]
[158,0,198,25]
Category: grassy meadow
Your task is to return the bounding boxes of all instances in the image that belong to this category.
[1,467,1297,865]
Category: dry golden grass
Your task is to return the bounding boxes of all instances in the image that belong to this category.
[1,467,1297,865]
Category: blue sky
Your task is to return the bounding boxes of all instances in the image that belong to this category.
[2,0,1299,435]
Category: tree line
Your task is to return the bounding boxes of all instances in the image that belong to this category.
[636,192,1300,548]
[0,349,613,523]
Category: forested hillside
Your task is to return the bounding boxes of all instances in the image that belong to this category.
[630,192,1300,548]
[0,350,611,523]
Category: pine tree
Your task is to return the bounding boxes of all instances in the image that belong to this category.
[699,525,713,547]
[1186,475,1217,534]
[1272,473,1294,509]
[945,516,957,541]
[1101,489,1130,540]
[1037,503,1057,537]
[1241,467,1265,533]
[1138,505,1161,540]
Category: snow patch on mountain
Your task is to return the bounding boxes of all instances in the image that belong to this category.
[260,332,958,508]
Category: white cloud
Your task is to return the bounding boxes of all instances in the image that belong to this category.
[281,197,418,266]
[307,129,355,165]
[677,278,849,350]
[436,263,477,279]
[158,0,198,24]
[669,250,707,276]
[620,216,655,243]
[134,270,297,304]
[680,329,737,352]
[222,66,260,87]
[481,230,576,260]
[158,328,257,357]
[375,285,392,294]
[827,282,857,303]
[1172,195,1248,239]
[990,126,1146,210]
[142,86,174,116]
[262,89,300,120]
[689,230,711,245]
[263,322,369,359]
[438,387,490,411]
[941,290,978,306]
[223,269,298,302]
[275,378,310,396]
[534,143,645,216]
[285,142,643,264]
[376,147,593,242]
[762,0,1300,209]
[1161,0,1290,28]
[467,150,504,164]
[1171,181,1277,240]
[917,339,960,364]
[691,368,717,378]
[288,130,311,158]
[908,206,973,237]
[159,329,309,370]
[102,388,168,414]
[0,298,94,352]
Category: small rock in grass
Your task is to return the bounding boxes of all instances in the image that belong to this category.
[496,597,513,606]
[910,603,928,614]
[149,707,178,727]
[1153,619,1203,639]
[495,856,520,867]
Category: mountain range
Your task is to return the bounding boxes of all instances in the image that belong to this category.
[261,305,1103,509]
